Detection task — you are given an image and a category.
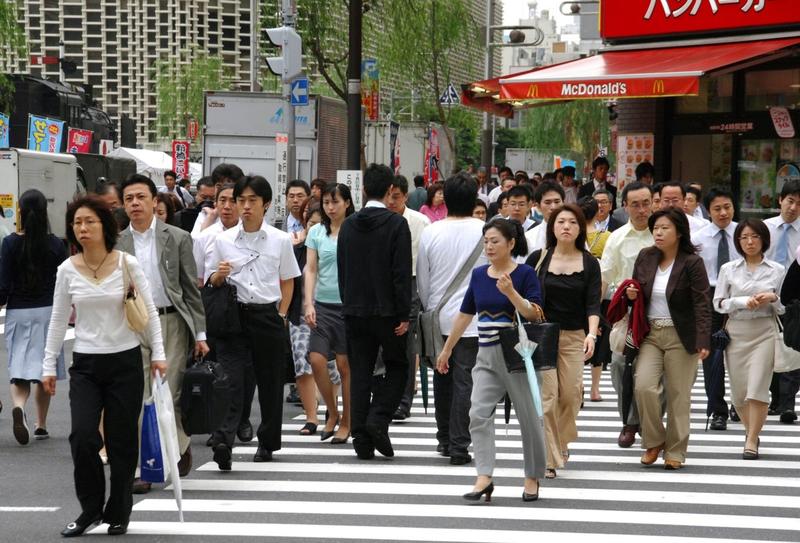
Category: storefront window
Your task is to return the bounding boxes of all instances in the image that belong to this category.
[739,139,800,215]
[671,134,733,189]
[745,68,800,111]
[675,75,733,114]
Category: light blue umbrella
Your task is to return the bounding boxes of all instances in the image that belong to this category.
[513,313,543,417]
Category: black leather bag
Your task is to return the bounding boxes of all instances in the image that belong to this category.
[201,280,242,338]
[181,356,232,435]
[783,301,800,352]
[498,321,560,373]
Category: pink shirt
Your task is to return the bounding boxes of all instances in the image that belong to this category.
[419,203,448,223]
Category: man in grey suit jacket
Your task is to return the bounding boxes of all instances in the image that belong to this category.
[118,174,209,493]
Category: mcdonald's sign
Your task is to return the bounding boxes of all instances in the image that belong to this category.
[526,84,540,99]
[652,79,665,94]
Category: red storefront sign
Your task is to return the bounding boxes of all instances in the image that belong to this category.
[66,127,93,153]
[172,140,190,179]
[601,0,800,42]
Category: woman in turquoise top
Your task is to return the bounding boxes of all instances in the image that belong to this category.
[305,183,355,444]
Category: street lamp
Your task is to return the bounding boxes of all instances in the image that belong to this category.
[559,1,599,16]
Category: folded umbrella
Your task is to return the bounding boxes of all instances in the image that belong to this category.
[153,370,184,522]
[514,313,544,417]
[419,363,429,414]
[705,328,731,431]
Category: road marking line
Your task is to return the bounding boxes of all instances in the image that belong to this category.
[0,507,60,512]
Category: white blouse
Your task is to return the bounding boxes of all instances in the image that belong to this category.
[43,252,165,377]
[714,257,785,320]
[647,261,673,319]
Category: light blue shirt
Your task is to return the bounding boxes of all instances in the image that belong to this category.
[306,223,342,304]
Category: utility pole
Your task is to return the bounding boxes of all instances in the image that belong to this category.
[346,0,362,171]
[480,1,493,174]
[250,0,260,92]
[282,0,297,182]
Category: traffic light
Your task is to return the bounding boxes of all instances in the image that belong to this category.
[264,26,302,82]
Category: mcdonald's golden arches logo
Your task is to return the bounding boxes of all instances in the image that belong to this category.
[652,79,665,94]
[527,84,540,99]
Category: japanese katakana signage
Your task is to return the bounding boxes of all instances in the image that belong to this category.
[171,140,190,179]
[770,107,796,139]
[67,128,93,153]
[27,115,65,153]
[0,113,9,148]
[601,0,799,42]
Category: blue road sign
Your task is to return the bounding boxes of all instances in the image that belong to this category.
[290,78,309,106]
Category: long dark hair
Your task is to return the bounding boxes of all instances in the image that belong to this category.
[320,183,355,235]
[648,208,699,255]
[16,189,51,292]
[484,218,528,258]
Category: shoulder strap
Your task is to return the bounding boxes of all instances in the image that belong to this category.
[434,237,484,312]
[534,249,548,273]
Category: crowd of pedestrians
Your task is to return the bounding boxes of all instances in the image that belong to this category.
[1,158,799,537]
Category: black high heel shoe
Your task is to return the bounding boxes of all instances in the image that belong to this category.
[522,481,540,502]
[60,513,103,537]
[463,482,494,503]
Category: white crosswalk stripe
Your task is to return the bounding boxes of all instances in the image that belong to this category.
[95,367,800,541]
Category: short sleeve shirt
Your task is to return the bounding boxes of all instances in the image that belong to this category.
[305,223,342,304]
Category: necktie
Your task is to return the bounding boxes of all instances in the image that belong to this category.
[716,229,729,275]
[776,223,790,267]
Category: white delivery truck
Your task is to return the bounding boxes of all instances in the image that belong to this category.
[0,148,84,238]
[364,121,455,180]
[202,91,347,224]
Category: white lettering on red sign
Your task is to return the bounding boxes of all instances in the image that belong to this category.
[561,82,628,97]
[646,0,765,20]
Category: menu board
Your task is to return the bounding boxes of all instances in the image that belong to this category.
[738,140,800,212]
[616,134,654,189]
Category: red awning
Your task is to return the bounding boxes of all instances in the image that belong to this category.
[461,68,541,118]
[500,37,800,101]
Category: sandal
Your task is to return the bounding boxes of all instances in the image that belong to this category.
[545,468,557,479]
[299,422,318,436]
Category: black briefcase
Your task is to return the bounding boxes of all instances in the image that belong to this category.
[181,356,232,435]
[201,280,242,338]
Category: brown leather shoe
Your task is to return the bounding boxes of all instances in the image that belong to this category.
[640,444,664,465]
[132,478,151,494]
[664,459,682,470]
[617,425,637,448]
[178,446,192,477]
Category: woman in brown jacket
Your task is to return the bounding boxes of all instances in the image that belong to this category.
[626,208,711,470]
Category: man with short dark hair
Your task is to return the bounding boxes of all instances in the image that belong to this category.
[613,161,655,225]
[177,177,215,234]
[657,182,709,233]
[579,157,617,209]
[310,178,327,201]
[506,185,536,230]
[593,189,623,233]
[475,166,494,204]
[118,174,209,491]
[211,163,245,190]
[418,172,487,464]
[487,173,517,207]
[526,181,565,255]
[159,170,194,209]
[561,166,578,204]
[283,180,311,245]
[685,184,709,220]
[209,175,300,468]
[338,164,412,460]
[692,188,737,431]
[407,175,428,211]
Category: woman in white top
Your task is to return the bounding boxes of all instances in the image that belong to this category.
[42,196,165,537]
[714,219,784,460]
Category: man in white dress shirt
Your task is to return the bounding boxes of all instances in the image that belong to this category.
[692,188,738,431]
[158,170,194,209]
[764,180,800,423]
[525,181,564,256]
[209,175,301,468]
[657,182,709,233]
[386,175,431,420]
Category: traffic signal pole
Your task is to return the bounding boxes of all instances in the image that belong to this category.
[346,0,362,171]
[282,0,297,182]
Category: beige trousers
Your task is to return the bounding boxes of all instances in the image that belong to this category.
[140,311,192,455]
[635,325,698,463]
[541,329,586,469]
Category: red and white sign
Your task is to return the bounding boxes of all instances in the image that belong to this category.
[171,140,190,179]
[502,78,699,100]
[29,55,59,65]
[66,128,93,153]
[770,107,796,138]
[187,119,199,140]
[601,0,800,42]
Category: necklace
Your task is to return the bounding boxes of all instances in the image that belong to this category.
[82,251,111,283]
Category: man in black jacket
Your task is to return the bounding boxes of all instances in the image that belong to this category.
[578,156,617,209]
[338,163,412,460]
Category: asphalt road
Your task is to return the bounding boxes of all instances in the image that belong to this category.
[0,333,799,542]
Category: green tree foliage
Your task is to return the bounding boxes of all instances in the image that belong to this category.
[0,0,27,112]
[154,52,232,140]
[380,0,481,153]
[414,101,479,170]
[494,127,520,167]
[519,100,611,172]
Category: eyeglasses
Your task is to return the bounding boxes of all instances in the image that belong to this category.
[738,234,761,241]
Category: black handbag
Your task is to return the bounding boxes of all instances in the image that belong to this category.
[498,318,560,373]
[181,356,232,435]
[201,279,242,338]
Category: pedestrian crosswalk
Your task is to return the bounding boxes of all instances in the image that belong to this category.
[95,367,800,541]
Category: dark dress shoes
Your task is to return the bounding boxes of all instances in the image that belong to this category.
[353,437,375,460]
[617,425,637,448]
[253,446,273,462]
[61,513,102,537]
[237,421,254,442]
[132,478,151,494]
[449,453,472,465]
[177,446,192,477]
[436,443,450,457]
[366,424,394,457]
[213,443,232,471]
[107,523,128,536]
[709,415,727,431]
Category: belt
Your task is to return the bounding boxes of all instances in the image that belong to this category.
[157,306,177,315]
[237,301,277,311]
[648,318,674,329]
